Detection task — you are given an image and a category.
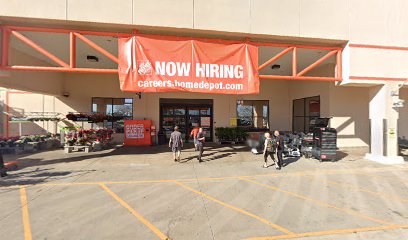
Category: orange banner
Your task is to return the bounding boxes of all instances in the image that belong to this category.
[118,35,259,94]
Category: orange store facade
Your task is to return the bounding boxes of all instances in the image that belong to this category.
[0,1,407,164]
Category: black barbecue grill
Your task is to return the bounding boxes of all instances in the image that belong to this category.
[308,118,337,161]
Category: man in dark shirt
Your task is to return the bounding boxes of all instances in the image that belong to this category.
[169,126,183,162]
[274,130,284,170]
[0,153,7,177]
[196,128,205,162]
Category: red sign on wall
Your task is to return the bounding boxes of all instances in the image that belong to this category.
[118,35,259,94]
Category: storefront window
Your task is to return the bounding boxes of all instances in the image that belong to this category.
[200,108,211,116]
[293,96,320,132]
[92,97,133,133]
[237,100,269,130]
[174,108,186,115]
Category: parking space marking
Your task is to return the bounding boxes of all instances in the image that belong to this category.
[19,186,32,240]
[244,224,408,240]
[174,181,294,235]
[240,178,392,225]
[99,183,169,240]
[356,172,408,183]
[303,175,408,203]
[2,165,408,191]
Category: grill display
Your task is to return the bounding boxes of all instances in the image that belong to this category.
[312,129,337,161]
[308,118,337,161]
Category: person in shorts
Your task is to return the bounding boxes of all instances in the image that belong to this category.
[262,132,277,168]
[190,126,200,151]
[169,126,183,162]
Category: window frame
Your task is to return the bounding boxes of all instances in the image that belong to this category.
[91,97,134,132]
[292,95,320,133]
[236,100,269,131]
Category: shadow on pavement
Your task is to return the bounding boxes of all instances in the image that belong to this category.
[5,143,250,169]
[335,151,350,161]
[0,143,251,187]
[180,151,238,163]
[0,168,96,188]
[282,157,301,167]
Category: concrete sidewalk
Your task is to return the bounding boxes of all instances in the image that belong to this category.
[0,145,407,240]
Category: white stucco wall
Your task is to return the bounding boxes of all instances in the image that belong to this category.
[329,85,370,147]
[2,0,407,47]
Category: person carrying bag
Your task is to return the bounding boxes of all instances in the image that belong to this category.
[262,132,277,168]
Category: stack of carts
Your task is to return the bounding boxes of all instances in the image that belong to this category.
[283,132,302,157]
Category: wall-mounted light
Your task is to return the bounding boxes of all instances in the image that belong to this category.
[135,92,142,99]
[271,64,280,70]
[86,55,99,62]
[390,91,399,97]
[393,99,405,108]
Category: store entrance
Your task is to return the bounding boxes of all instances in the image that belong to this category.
[160,99,213,143]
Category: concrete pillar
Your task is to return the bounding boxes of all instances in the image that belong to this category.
[365,83,404,164]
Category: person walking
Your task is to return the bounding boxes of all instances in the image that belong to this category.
[274,130,284,170]
[196,127,205,162]
[0,153,8,177]
[169,126,183,162]
[190,126,200,151]
[262,132,277,168]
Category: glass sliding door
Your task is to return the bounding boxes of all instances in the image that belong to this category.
[161,105,187,141]
[160,99,213,143]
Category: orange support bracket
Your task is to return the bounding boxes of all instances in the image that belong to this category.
[297,50,338,77]
[258,47,294,71]
[1,27,10,66]
[70,32,76,68]
[11,30,69,68]
[73,32,119,64]
[336,49,342,79]
[0,25,126,74]
[0,25,343,81]
[1,65,118,74]
[259,75,342,82]
[292,47,297,76]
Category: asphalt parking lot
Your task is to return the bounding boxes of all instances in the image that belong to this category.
[0,145,407,240]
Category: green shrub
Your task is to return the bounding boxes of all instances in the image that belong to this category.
[215,127,249,142]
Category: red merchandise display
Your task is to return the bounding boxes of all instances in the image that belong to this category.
[124,120,153,146]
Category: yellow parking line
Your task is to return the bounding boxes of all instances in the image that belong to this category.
[244,224,408,240]
[303,175,408,203]
[174,181,294,235]
[240,178,392,225]
[99,183,169,240]
[2,165,408,190]
[19,186,32,240]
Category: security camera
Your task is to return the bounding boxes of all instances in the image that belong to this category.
[390,90,399,97]
[393,99,405,108]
